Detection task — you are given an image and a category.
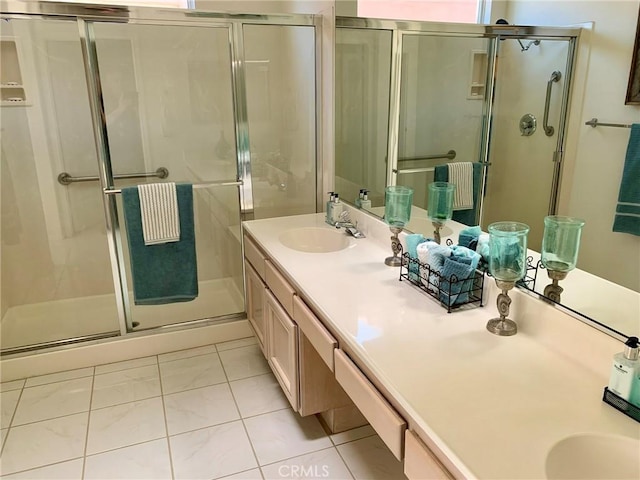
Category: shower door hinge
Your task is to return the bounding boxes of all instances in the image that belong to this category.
[552,151,563,163]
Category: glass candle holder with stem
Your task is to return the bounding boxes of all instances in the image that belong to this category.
[487,221,530,336]
[427,182,455,244]
[384,185,413,266]
[541,215,585,303]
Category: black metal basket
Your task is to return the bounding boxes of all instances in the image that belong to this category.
[602,387,640,423]
[399,252,484,313]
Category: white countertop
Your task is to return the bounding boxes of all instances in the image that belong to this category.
[243,213,640,480]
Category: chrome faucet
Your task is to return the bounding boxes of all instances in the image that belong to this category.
[334,212,366,238]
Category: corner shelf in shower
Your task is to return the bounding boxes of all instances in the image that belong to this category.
[1,38,29,107]
[467,50,488,100]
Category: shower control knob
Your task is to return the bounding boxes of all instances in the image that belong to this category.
[519,113,537,136]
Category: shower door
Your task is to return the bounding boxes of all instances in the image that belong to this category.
[0,17,122,353]
[89,21,245,330]
[481,36,576,251]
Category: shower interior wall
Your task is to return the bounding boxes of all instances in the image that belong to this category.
[0,12,319,350]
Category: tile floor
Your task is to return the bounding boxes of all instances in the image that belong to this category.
[0,336,407,479]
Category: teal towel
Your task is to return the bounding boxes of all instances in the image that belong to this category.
[122,184,198,305]
[440,256,475,305]
[458,225,482,248]
[613,124,640,236]
[434,162,483,225]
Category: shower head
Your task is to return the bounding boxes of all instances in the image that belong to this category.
[495,19,541,51]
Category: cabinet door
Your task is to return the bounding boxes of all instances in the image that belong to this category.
[265,289,299,411]
[404,430,452,480]
[245,261,267,355]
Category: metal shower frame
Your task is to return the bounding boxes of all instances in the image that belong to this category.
[0,0,323,352]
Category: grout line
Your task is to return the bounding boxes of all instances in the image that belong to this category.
[1,456,85,478]
[93,358,159,376]
[7,408,92,430]
[225,360,262,474]
[258,445,339,469]
[157,355,176,480]
[23,369,94,388]
[157,348,219,365]
[0,380,26,457]
[334,443,357,480]
[81,367,96,479]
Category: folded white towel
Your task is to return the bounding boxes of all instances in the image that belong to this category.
[138,182,180,245]
[448,162,474,210]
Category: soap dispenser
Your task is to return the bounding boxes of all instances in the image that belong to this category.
[331,193,343,225]
[608,336,639,402]
[326,192,335,225]
[360,189,372,210]
[355,189,364,208]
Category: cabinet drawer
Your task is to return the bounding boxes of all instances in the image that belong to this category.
[334,350,406,460]
[244,234,266,280]
[265,260,296,317]
[265,289,299,411]
[293,296,337,370]
[404,430,452,480]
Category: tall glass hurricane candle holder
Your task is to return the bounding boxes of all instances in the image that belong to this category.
[541,216,585,303]
[384,185,413,266]
[487,222,530,336]
[427,182,455,244]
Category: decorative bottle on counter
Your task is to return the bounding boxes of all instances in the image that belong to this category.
[608,336,639,402]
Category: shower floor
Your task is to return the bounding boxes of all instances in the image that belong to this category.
[0,278,244,352]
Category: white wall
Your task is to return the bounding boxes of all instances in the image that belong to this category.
[504,0,640,291]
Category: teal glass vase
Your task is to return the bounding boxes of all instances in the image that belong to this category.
[384,186,413,266]
[384,186,413,228]
[488,222,530,282]
[427,182,455,223]
[541,216,585,273]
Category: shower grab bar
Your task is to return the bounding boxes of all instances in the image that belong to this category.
[103,179,243,195]
[394,161,491,175]
[585,118,633,129]
[394,167,437,174]
[398,150,457,162]
[58,167,169,186]
[543,71,562,136]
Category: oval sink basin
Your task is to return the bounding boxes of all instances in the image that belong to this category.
[279,227,349,253]
[545,433,640,479]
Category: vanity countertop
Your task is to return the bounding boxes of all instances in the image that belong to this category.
[243,213,639,480]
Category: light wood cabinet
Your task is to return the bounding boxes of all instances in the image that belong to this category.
[265,289,299,411]
[404,430,453,480]
[245,261,267,354]
[243,231,367,431]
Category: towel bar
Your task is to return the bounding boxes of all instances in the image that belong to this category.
[58,167,169,185]
[397,150,457,162]
[585,118,633,129]
[103,179,243,195]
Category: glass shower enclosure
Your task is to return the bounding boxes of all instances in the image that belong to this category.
[0,2,321,354]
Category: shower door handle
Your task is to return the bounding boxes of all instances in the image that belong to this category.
[543,71,561,136]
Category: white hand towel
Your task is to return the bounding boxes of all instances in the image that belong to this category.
[448,162,474,210]
[137,182,180,245]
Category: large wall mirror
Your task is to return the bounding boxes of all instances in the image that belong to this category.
[335,15,640,340]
